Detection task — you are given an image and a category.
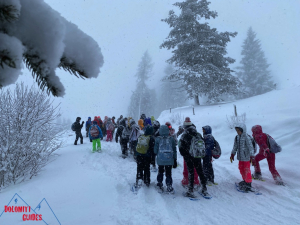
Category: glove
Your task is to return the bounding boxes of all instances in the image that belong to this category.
[230,154,234,163]
[250,156,255,166]
[173,159,177,168]
[264,149,271,157]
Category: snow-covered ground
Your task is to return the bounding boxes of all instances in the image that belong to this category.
[1,87,300,225]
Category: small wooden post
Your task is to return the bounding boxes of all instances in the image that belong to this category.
[193,107,195,115]
[170,108,171,113]
[234,104,237,116]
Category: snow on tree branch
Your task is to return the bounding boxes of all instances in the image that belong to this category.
[0,0,104,97]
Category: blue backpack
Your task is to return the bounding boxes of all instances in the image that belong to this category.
[158,137,173,162]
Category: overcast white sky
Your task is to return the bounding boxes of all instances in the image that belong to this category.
[18,0,300,120]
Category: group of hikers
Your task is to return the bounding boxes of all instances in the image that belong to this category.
[72,114,284,198]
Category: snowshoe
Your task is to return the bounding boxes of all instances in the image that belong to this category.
[199,189,212,199]
[252,173,265,181]
[166,186,175,194]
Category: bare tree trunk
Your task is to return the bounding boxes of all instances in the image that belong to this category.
[194,95,200,106]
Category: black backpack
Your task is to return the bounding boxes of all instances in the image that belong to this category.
[71,122,76,131]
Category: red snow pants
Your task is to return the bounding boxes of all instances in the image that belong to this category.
[182,159,200,186]
[254,152,281,180]
[238,161,252,183]
[106,130,112,142]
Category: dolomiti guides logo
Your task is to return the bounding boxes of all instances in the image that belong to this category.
[0,193,61,224]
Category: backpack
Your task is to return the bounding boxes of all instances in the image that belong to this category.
[212,138,221,159]
[267,134,282,153]
[121,126,131,139]
[136,135,150,154]
[71,122,76,131]
[158,137,173,162]
[90,125,100,138]
[189,133,206,158]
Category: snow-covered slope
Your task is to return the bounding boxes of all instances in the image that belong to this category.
[0,87,300,225]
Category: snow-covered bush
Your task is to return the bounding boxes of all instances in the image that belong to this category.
[170,112,185,126]
[0,83,62,189]
[226,113,246,129]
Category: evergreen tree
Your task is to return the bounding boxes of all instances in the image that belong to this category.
[160,0,240,104]
[0,0,103,96]
[158,64,187,112]
[236,27,273,97]
[128,51,157,120]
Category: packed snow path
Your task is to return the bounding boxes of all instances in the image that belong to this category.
[1,87,300,224]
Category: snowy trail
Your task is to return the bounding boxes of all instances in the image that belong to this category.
[1,87,300,225]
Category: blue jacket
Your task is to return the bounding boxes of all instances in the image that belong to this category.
[89,122,103,140]
[86,117,92,129]
[202,125,215,156]
[154,125,177,166]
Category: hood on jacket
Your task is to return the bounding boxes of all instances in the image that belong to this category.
[252,125,263,136]
[88,117,91,121]
[120,118,127,127]
[93,121,97,125]
[185,125,197,137]
[76,117,81,122]
[235,123,247,135]
[159,125,170,137]
[145,126,154,136]
[202,125,212,135]
[138,119,144,128]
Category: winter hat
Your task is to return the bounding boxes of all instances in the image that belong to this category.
[183,117,192,126]
[76,117,81,121]
[144,117,152,126]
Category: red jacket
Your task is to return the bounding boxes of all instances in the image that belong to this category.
[93,116,100,127]
[251,125,269,154]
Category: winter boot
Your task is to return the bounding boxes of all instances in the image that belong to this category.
[238,180,246,188]
[135,179,143,188]
[242,182,252,192]
[166,185,174,194]
[156,182,163,192]
[252,172,262,180]
[183,190,196,198]
[80,139,83,144]
[74,141,77,145]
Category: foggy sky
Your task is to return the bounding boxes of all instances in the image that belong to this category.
[18,0,300,121]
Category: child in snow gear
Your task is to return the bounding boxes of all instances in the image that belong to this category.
[116,115,123,127]
[179,117,208,198]
[86,117,92,138]
[129,119,140,158]
[106,118,114,142]
[135,126,155,188]
[138,119,144,130]
[230,123,255,192]
[153,120,160,137]
[154,125,177,193]
[202,125,216,185]
[251,125,283,185]
[111,116,116,139]
[89,121,103,152]
[116,118,130,158]
[74,117,84,145]
[180,118,200,188]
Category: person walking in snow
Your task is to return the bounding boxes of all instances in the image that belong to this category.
[117,115,123,127]
[138,119,144,131]
[202,125,216,185]
[106,118,114,142]
[74,117,84,145]
[179,117,208,197]
[129,119,140,159]
[134,126,155,188]
[85,117,92,138]
[154,125,177,193]
[251,125,284,185]
[230,123,255,192]
[116,118,131,158]
[89,121,103,152]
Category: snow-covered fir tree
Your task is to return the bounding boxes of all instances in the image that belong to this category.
[160,0,240,104]
[128,51,157,120]
[158,64,187,112]
[236,27,273,97]
[0,0,103,96]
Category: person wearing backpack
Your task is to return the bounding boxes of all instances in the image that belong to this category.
[116,118,130,158]
[106,118,114,142]
[73,117,84,145]
[85,117,92,138]
[138,119,144,130]
[89,121,103,152]
[251,125,284,185]
[129,119,140,159]
[179,118,208,198]
[230,123,255,192]
[154,125,177,193]
[134,126,155,188]
[202,125,216,186]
